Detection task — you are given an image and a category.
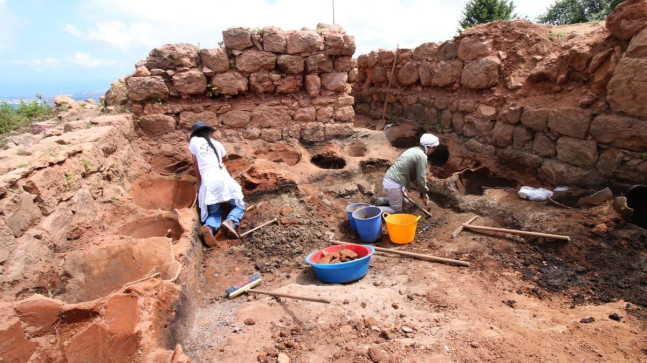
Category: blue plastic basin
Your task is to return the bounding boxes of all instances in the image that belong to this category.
[306,244,375,283]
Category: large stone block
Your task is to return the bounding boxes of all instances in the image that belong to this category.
[173,70,207,95]
[461,57,500,89]
[434,60,462,87]
[223,27,253,50]
[200,48,230,74]
[458,37,493,61]
[252,105,291,128]
[321,72,348,92]
[334,106,355,122]
[262,26,287,53]
[547,108,592,138]
[249,71,276,94]
[276,75,303,94]
[236,50,276,73]
[413,42,439,61]
[589,114,647,152]
[211,71,248,95]
[221,110,251,128]
[520,109,548,132]
[306,53,333,73]
[607,57,647,118]
[606,0,647,40]
[513,126,534,150]
[127,76,169,102]
[556,136,598,166]
[146,43,199,69]
[325,123,354,139]
[324,33,356,55]
[539,159,604,187]
[277,55,304,74]
[491,122,514,147]
[301,122,325,142]
[398,61,419,86]
[286,30,323,54]
[532,133,556,157]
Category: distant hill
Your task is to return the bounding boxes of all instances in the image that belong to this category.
[0,91,107,106]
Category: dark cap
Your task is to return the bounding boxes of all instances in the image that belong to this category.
[190,121,214,137]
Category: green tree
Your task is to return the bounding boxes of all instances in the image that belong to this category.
[538,0,626,25]
[459,0,517,32]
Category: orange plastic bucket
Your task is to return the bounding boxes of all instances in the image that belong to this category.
[383,213,421,244]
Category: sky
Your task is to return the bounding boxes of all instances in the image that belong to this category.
[0,0,557,99]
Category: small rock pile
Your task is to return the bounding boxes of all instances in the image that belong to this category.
[318,247,358,264]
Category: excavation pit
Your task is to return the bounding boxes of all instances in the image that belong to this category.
[61,237,180,303]
[254,144,301,166]
[130,178,195,210]
[117,213,184,241]
[456,166,518,195]
[311,153,346,169]
[626,185,647,228]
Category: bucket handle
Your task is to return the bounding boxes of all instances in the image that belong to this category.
[414,215,421,222]
[382,212,390,220]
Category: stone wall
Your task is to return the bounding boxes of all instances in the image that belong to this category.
[105,23,357,144]
[353,0,647,187]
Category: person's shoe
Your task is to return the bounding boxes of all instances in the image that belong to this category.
[221,219,239,239]
[200,225,217,247]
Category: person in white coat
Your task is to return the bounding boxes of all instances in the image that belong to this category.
[188,121,245,244]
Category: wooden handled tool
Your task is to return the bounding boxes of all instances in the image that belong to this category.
[330,240,469,267]
[242,288,331,304]
[226,273,330,304]
[239,218,278,238]
[403,195,433,218]
[453,216,570,241]
[462,224,571,241]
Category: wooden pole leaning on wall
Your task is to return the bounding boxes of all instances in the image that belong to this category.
[376,44,399,131]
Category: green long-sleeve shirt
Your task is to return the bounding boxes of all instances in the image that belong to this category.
[385,146,429,197]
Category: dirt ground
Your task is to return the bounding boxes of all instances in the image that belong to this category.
[177,115,647,362]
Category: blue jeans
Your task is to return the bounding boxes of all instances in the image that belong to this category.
[205,200,246,233]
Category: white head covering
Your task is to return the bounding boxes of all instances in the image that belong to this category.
[420,133,439,153]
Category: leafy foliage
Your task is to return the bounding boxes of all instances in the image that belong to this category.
[459,0,516,32]
[538,0,626,25]
[0,97,53,135]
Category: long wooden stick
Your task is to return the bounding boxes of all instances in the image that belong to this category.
[452,216,478,238]
[240,218,278,238]
[330,240,469,267]
[247,289,331,304]
[376,45,399,131]
[403,195,432,218]
[462,224,570,241]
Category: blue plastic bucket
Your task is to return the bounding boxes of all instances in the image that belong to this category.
[306,244,376,283]
[346,203,371,231]
[352,206,383,243]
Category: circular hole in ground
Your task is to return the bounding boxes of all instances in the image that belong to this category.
[130,179,195,210]
[311,153,346,169]
[391,136,420,148]
[428,144,449,167]
[117,213,184,241]
[626,185,647,228]
[61,237,179,303]
[456,166,518,195]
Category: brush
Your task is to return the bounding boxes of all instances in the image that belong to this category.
[226,273,330,304]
